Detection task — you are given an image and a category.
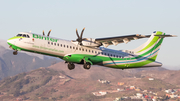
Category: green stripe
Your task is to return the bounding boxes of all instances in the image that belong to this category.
[8,36,25,40]
[108,55,157,69]
[137,31,163,53]
[63,37,163,64]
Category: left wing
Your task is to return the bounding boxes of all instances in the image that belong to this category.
[94,34,150,47]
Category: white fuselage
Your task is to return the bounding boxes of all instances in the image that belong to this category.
[7,32,163,69]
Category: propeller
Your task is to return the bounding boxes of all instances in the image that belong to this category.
[76,28,85,45]
[47,30,51,36]
[42,30,52,36]
[43,30,45,36]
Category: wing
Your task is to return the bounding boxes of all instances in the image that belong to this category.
[95,34,151,47]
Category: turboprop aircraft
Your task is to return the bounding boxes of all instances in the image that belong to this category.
[7,28,176,70]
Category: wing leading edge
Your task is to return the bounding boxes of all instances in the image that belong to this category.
[95,34,151,47]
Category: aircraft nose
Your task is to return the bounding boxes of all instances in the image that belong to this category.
[7,38,15,46]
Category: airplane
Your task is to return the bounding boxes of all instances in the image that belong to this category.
[7,28,177,70]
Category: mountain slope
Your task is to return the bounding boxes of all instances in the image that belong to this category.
[0,62,179,101]
[48,62,134,80]
[0,45,60,80]
[137,69,180,86]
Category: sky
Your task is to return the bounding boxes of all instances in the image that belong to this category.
[0,0,180,70]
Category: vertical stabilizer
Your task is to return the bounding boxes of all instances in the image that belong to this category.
[132,31,165,61]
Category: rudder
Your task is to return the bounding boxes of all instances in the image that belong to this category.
[132,31,165,61]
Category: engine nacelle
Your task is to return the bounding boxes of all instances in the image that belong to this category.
[71,38,101,47]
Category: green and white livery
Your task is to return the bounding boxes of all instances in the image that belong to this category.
[7,29,176,70]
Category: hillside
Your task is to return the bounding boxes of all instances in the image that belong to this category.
[136,69,180,87]
[0,45,60,80]
[48,62,134,80]
[0,62,179,101]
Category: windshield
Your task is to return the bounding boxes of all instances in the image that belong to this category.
[16,34,22,36]
[16,34,30,38]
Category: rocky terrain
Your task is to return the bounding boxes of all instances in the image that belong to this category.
[0,62,179,101]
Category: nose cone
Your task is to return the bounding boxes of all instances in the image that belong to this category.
[7,38,15,46]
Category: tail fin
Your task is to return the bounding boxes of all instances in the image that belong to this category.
[132,31,165,61]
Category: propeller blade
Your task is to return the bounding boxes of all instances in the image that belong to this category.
[80,28,85,39]
[76,28,80,39]
[47,30,51,36]
[76,28,85,45]
[43,30,45,36]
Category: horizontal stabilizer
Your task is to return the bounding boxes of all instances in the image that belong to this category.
[154,35,177,38]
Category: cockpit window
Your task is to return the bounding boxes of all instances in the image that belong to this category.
[23,34,27,37]
[17,34,22,36]
[16,34,30,38]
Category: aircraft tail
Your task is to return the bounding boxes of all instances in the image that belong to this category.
[132,31,165,61]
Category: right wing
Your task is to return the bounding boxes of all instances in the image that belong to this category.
[94,34,151,47]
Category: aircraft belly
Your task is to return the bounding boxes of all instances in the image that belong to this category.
[142,61,162,67]
[101,55,160,69]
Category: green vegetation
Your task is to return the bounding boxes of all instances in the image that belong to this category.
[41,76,52,85]
[51,88,57,93]
[27,85,40,93]
[0,73,27,90]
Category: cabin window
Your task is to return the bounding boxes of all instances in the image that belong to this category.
[57,43,59,46]
[48,42,50,44]
[51,42,53,45]
[70,46,72,49]
[86,49,87,52]
[92,50,94,53]
[82,48,84,51]
[101,52,103,55]
[79,48,81,51]
[104,53,106,55]
[64,45,65,47]
[27,35,30,38]
[95,51,97,54]
[98,52,100,54]
[119,56,121,58]
[113,55,115,57]
[61,44,62,47]
[110,54,112,57]
[67,45,68,48]
[73,47,75,49]
[76,47,78,50]
[116,55,118,58]
[54,43,56,46]
[107,53,109,56]
[89,50,91,52]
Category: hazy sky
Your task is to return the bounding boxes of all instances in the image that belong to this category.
[0,0,180,70]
